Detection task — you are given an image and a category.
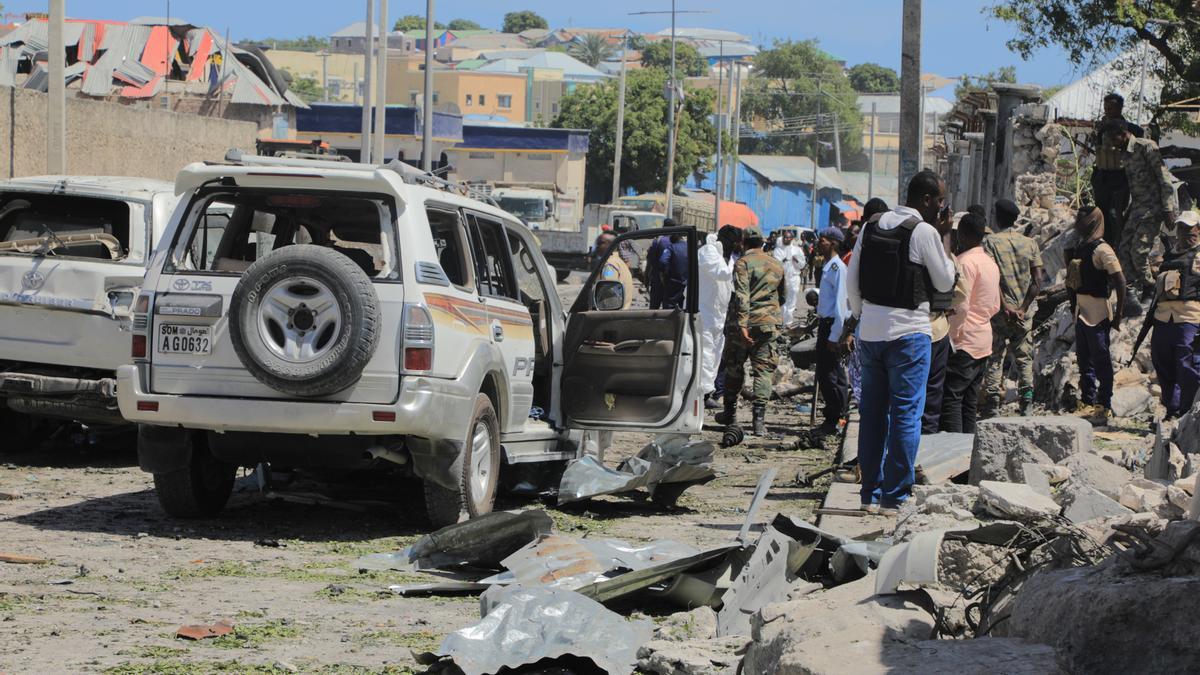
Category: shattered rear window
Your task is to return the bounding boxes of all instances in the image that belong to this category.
[173,190,398,279]
[0,192,131,260]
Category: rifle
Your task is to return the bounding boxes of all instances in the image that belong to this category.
[1127,234,1173,367]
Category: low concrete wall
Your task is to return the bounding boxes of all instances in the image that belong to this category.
[1,86,258,181]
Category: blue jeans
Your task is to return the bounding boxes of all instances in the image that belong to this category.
[857,333,932,507]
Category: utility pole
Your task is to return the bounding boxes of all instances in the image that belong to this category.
[809,89,820,230]
[318,51,330,101]
[47,0,66,174]
[353,62,359,106]
[730,62,743,203]
[664,0,678,217]
[713,42,724,231]
[611,36,628,203]
[899,0,922,196]
[421,0,434,172]
[360,0,374,164]
[868,102,877,200]
[832,110,842,172]
[373,0,389,164]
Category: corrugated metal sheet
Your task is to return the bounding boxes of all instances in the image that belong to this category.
[739,155,849,193]
[688,157,847,233]
[840,170,899,207]
[1045,48,1161,125]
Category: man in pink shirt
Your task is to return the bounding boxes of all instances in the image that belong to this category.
[942,213,1002,433]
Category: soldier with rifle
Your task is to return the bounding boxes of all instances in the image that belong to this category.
[1130,212,1200,420]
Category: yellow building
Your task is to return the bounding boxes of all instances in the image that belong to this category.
[386,64,527,123]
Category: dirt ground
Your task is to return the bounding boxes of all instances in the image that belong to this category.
[0,279,834,674]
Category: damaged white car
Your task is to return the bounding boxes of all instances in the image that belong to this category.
[118,152,704,526]
[0,176,179,442]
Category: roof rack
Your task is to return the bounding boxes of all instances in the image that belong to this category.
[221,149,499,207]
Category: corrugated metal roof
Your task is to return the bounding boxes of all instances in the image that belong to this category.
[840,171,899,206]
[655,27,750,42]
[478,52,609,82]
[1045,48,1161,125]
[738,155,849,192]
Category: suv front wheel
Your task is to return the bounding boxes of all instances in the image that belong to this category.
[423,393,501,527]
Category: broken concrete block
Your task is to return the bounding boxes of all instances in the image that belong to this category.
[637,637,746,675]
[1043,464,1072,485]
[1059,452,1132,502]
[655,607,719,642]
[1009,562,1200,672]
[1167,485,1192,512]
[1170,399,1200,456]
[1022,462,1052,497]
[970,417,1093,484]
[979,481,1061,521]
[875,638,1060,673]
[1174,474,1197,496]
[1109,384,1153,419]
[1058,484,1131,524]
[892,484,982,542]
[743,574,935,675]
[1118,478,1183,518]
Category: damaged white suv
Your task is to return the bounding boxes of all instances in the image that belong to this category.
[118,152,704,526]
[0,176,178,440]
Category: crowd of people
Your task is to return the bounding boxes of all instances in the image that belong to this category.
[587,91,1196,512]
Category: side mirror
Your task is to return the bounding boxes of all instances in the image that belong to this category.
[593,280,625,311]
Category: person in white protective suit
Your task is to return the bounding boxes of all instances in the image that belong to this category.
[697,225,745,405]
[772,227,807,325]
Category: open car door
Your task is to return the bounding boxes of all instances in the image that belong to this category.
[559,226,703,433]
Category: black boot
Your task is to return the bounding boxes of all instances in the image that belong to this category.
[714,398,737,426]
[752,404,766,436]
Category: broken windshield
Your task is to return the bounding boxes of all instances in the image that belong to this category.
[497,197,548,223]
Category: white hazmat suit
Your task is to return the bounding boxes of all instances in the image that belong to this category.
[697,233,735,394]
[772,239,807,325]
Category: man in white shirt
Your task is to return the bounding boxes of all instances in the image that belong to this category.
[841,171,957,514]
[772,227,807,325]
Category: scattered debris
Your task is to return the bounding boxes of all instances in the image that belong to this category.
[175,621,234,641]
[421,585,653,675]
[0,553,48,565]
[557,434,716,506]
[254,539,285,548]
[969,416,1093,484]
[356,510,553,572]
[978,481,1061,521]
[915,432,974,484]
[637,637,747,675]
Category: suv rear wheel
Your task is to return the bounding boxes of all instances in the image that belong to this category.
[423,394,501,527]
[151,431,237,518]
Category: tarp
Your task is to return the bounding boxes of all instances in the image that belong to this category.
[718,200,759,229]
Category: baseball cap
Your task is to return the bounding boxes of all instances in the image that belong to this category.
[743,225,764,240]
[1176,211,1200,228]
[818,227,844,243]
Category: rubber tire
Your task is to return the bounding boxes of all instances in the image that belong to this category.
[228,244,381,397]
[152,431,236,518]
[423,394,501,528]
[555,267,571,283]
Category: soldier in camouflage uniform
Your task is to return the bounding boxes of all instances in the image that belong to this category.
[715,225,786,435]
[981,199,1043,417]
[1103,119,1179,314]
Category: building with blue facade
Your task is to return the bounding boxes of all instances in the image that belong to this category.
[689,155,849,235]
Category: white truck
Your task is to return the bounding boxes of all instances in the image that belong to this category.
[0,176,179,443]
[493,183,589,282]
[118,152,705,526]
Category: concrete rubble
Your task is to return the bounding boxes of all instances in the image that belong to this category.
[969,416,1092,483]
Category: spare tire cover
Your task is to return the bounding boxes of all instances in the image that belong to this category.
[228,244,381,397]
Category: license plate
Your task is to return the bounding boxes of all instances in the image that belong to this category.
[157,324,212,355]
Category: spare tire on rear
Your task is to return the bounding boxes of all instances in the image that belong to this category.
[229,244,381,397]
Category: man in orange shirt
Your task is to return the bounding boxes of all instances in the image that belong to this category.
[941,213,1002,433]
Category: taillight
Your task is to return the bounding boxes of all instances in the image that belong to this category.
[132,292,153,360]
[403,304,434,372]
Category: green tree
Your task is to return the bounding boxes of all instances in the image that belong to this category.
[447,19,483,31]
[847,62,899,93]
[394,15,444,32]
[553,68,720,199]
[989,0,1200,125]
[738,40,863,159]
[954,66,1017,100]
[502,10,548,34]
[640,41,708,77]
[254,36,329,52]
[283,70,324,103]
[569,34,615,67]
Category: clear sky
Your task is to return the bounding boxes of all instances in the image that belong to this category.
[3,0,1085,92]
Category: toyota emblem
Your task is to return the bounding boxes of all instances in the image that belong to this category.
[172,278,191,291]
[21,270,44,291]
